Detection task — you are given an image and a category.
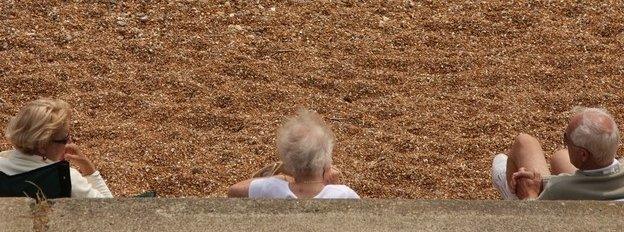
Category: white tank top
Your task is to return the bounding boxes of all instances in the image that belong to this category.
[249,177,360,199]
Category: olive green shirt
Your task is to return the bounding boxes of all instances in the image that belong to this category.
[538,160,624,200]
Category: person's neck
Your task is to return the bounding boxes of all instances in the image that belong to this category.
[37,153,49,160]
[293,173,324,184]
[28,151,50,161]
[581,159,614,170]
[289,173,325,198]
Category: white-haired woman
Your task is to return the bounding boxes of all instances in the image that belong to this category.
[228,110,359,199]
[0,98,112,198]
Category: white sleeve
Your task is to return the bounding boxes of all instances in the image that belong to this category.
[69,168,113,198]
[342,187,360,199]
[249,177,292,198]
[329,185,360,199]
[248,178,267,198]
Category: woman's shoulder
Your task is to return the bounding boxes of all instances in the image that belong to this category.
[318,185,360,199]
[322,184,357,192]
[249,177,292,198]
[0,149,21,160]
[0,150,13,165]
[251,176,289,187]
[0,150,12,158]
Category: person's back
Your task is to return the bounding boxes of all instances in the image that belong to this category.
[0,150,57,175]
[0,149,112,198]
[248,176,359,199]
[538,161,624,200]
[0,150,71,198]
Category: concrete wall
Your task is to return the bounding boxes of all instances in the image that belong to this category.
[2,198,624,231]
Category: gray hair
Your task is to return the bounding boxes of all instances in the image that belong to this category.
[277,109,334,176]
[569,107,620,165]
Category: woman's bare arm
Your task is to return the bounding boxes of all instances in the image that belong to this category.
[228,178,254,198]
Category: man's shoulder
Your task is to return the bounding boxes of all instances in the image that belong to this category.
[540,170,624,200]
[544,172,604,187]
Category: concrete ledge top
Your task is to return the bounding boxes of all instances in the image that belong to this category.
[3,198,624,231]
[0,198,33,232]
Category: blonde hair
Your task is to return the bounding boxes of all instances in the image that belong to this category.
[5,99,71,154]
[277,109,335,176]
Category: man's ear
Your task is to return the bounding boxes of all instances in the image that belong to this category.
[580,148,591,163]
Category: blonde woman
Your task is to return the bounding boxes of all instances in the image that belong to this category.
[228,109,359,199]
[0,98,112,198]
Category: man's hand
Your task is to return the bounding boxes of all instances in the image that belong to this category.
[63,144,96,176]
[511,167,542,200]
[323,165,342,185]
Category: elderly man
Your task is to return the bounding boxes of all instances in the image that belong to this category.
[492,107,624,200]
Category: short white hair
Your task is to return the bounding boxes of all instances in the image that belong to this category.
[277,109,334,176]
[569,107,620,165]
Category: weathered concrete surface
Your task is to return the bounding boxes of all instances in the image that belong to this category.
[2,198,624,231]
[44,199,624,231]
[0,198,34,232]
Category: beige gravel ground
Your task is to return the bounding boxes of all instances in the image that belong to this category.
[1,1,623,199]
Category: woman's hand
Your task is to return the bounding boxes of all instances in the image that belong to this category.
[63,144,96,176]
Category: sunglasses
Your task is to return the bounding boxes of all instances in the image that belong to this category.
[52,133,72,144]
